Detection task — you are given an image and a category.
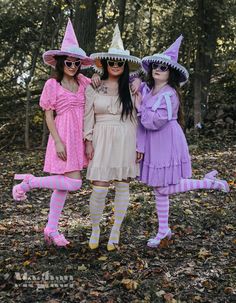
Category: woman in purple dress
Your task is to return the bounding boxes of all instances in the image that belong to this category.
[134,35,229,248]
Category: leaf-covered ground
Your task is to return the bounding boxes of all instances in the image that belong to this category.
[0,135,235,303]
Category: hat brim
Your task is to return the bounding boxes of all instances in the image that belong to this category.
[142,55,189,85]
[90,52,141,76]
[43,50,94,69]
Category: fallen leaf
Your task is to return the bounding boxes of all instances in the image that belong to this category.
[0,224,7,231]
[90,290,100,297]
[121,278,138,290]
[98,256,108,261]
[164,292,176,302]
[23,260,31,266]
[77,264,87,271]
[198,248,212,259]
[184,209,193,215]
[224,287,234,294]
[156,290,166,297]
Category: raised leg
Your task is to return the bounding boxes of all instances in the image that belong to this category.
[12,174,82,201]
[158,171,229,195]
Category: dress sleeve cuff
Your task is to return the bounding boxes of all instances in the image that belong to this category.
[83,132,93,141]
[136,108,142,117]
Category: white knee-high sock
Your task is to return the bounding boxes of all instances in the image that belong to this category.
[107,182,129,249]
[89,185,108,249]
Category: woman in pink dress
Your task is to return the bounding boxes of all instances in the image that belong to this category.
[12,19,93,247]
[134,35,229,248]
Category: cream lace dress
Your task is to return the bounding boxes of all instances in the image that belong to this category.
[84,82,139,181]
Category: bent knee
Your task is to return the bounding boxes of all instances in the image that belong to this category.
[65,177,82,191]
[155,187,168,196]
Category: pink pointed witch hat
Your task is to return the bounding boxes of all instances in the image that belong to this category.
[142,35,189,85]
[43,19,93,69]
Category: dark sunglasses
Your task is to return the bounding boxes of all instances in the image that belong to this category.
[107,60,125,68]
[152,62,169,72]
[64,60,81,68]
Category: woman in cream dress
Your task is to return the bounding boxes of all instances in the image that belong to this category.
[84,25,142,251]
[84,81,138,181]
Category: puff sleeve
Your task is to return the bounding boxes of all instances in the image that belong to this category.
[140,82,150,96]
[83,85,96,141]
[39,78,57,111]
[138,91,177,131]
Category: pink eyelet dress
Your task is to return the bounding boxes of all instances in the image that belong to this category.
[39,74,91,174]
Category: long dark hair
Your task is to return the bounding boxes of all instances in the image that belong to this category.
[101,59,134,121]
[146,65,184,128]
[168,68,185,128]
[52,55,81,83]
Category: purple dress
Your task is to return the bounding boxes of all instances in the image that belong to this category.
[136,83,192,187]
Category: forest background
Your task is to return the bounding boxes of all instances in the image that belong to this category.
[0,0,235,148]
[0,1,235,303]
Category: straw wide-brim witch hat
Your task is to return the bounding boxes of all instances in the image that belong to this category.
[43,19,93,69]
[142,35,189,85]
[90,25,141,76]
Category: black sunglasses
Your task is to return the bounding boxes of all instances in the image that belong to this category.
[64,60,81,68]
[152,62,169,72]
[107,60,125,68]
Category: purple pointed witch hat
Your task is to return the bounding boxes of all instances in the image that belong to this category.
[142,35,189,85]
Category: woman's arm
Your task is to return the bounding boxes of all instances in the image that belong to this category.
[130,78,142,94]
[85,140,94,160]
[45,110,67,161]
[138,92,175,131]
[91,73,101,88]
[139,107,168,130]
[84,86,96,160]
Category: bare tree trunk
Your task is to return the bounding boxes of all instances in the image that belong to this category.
[193,0,204,130]
[193,0,223,130]
[200,0,223,115]
[131,1,142,56]
[118,0,127,34]
[25,85,31,149]
[97,0,118,30]
[74,0,98,54]
[25,0,51,149]
[41,8,63,148]
[194,58,202,128]
[148,0,153,51]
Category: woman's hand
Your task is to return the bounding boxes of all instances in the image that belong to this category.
[85,140,94,160]
[131,78,141,94]
[134,92,142,112]
[55,140,67,161]
[91,73,101,88]
[136,152,144,163]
